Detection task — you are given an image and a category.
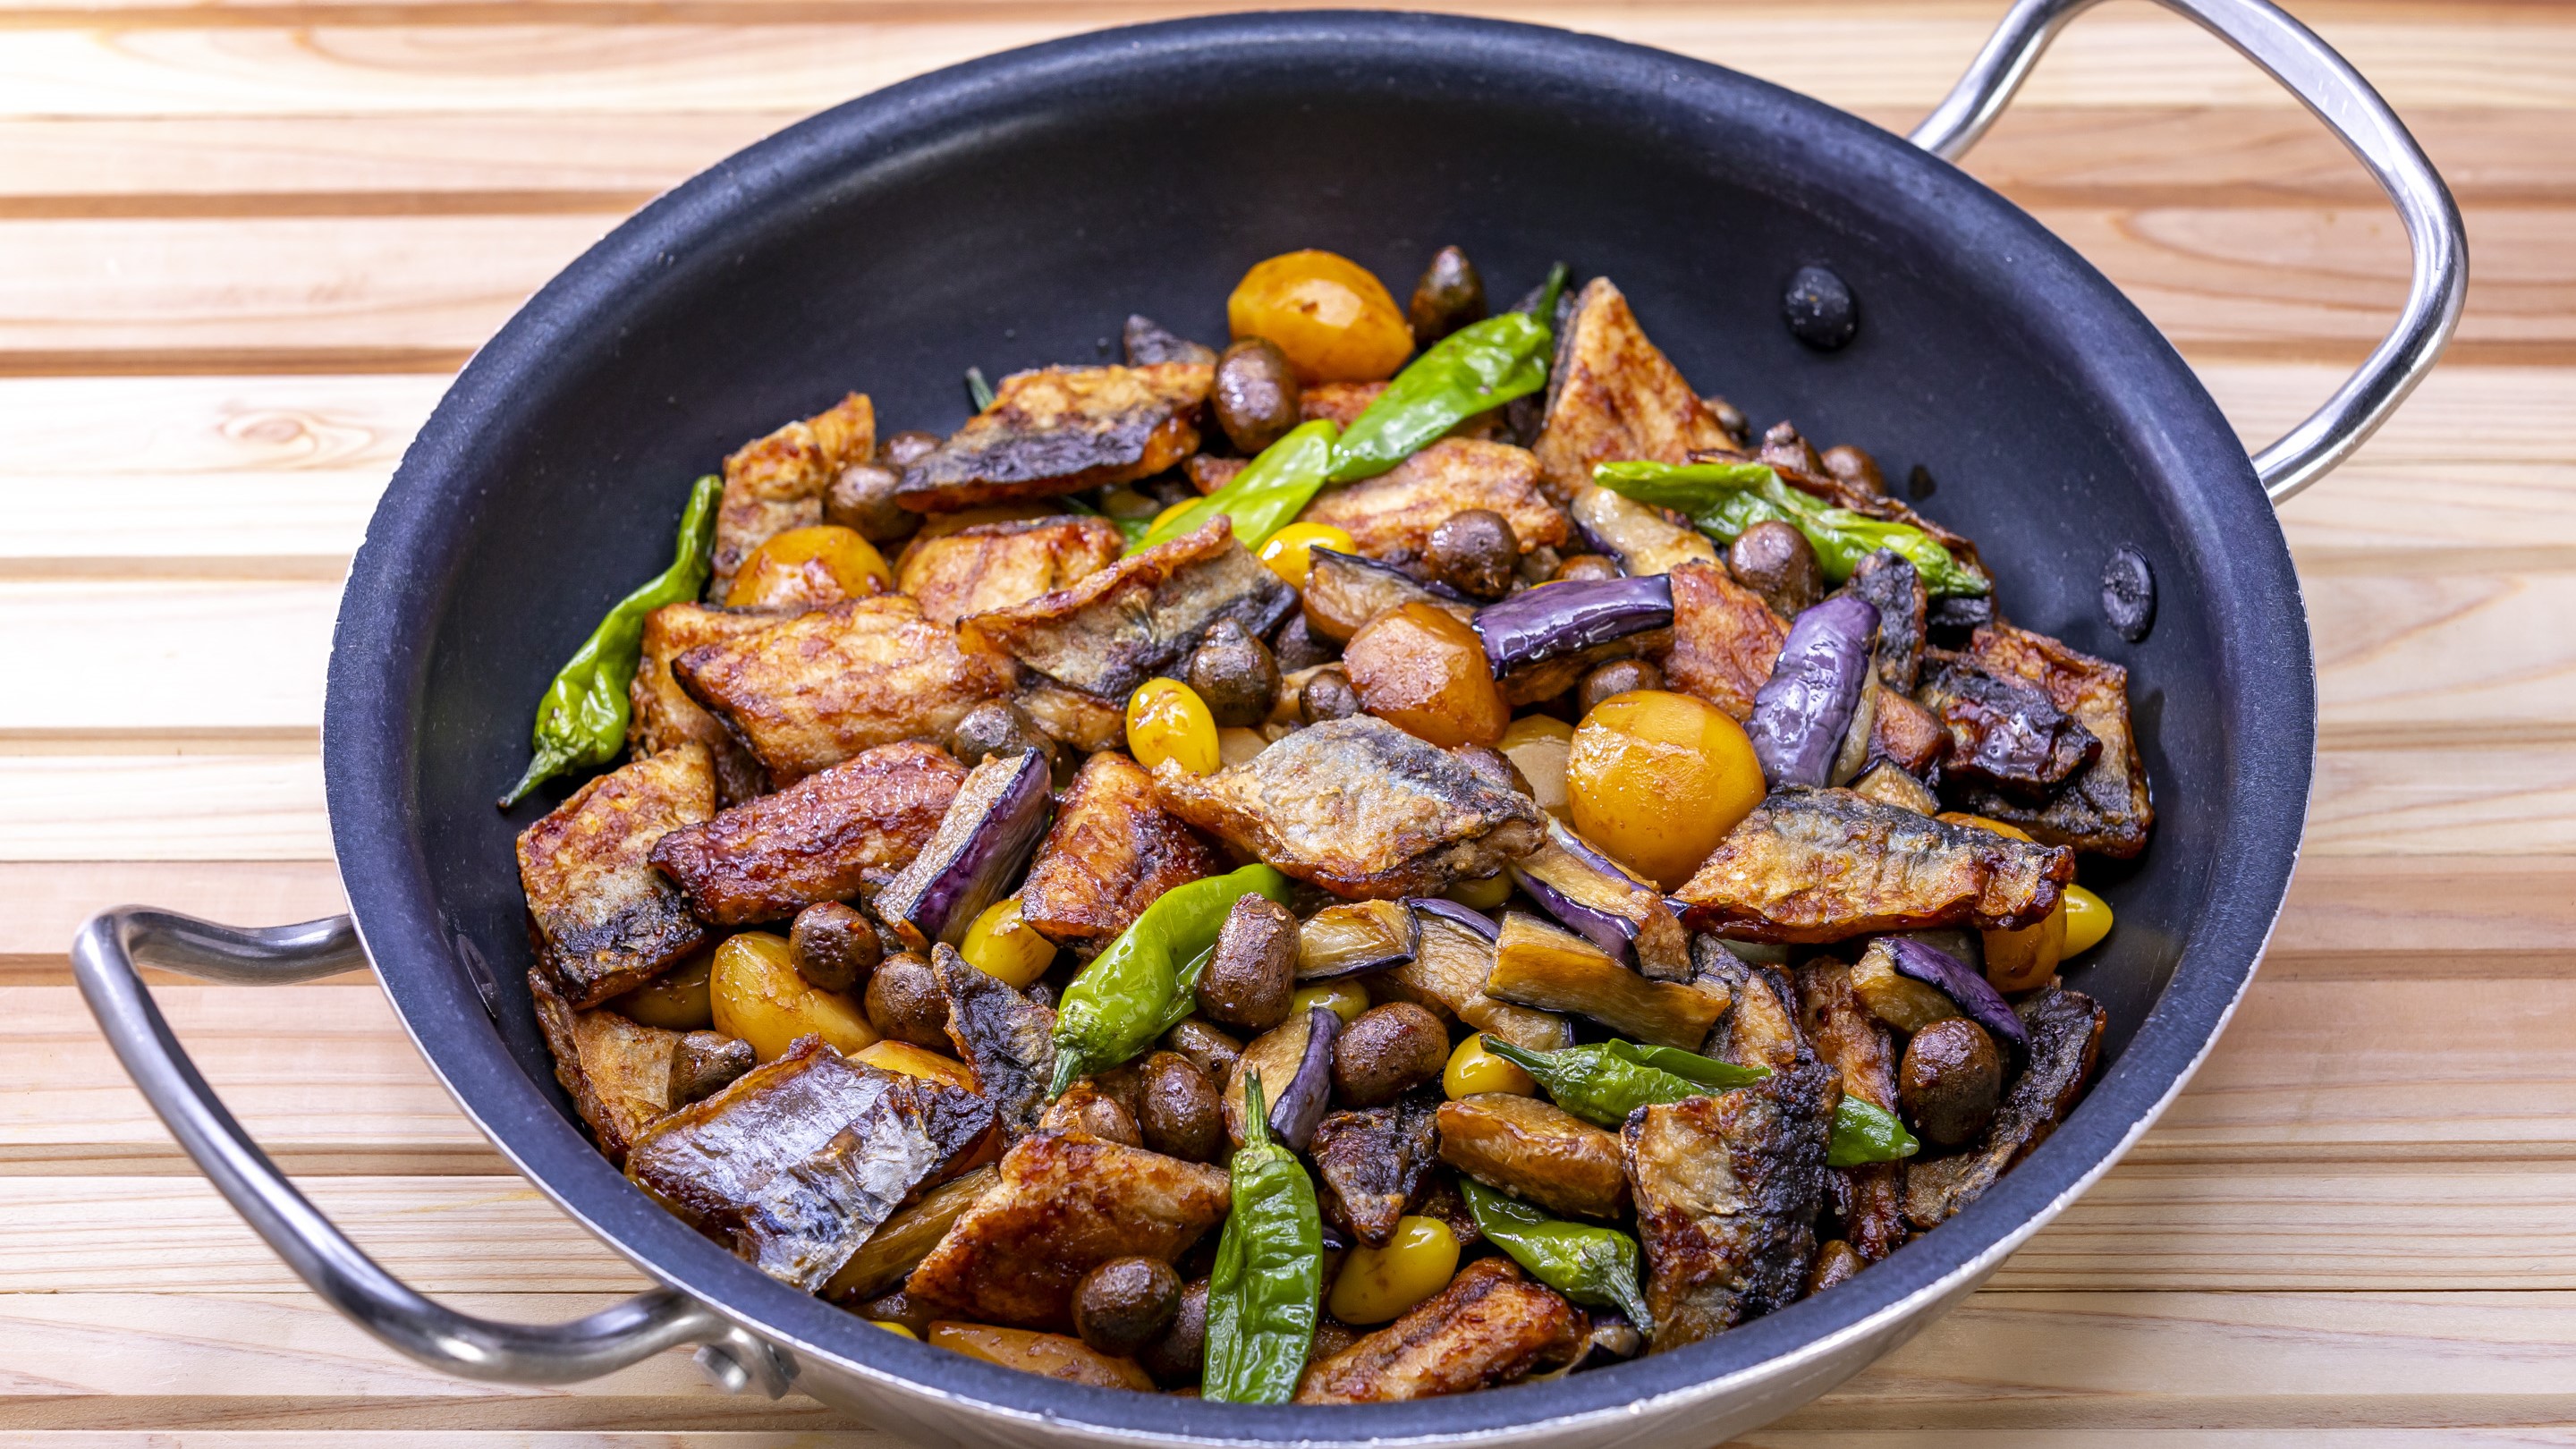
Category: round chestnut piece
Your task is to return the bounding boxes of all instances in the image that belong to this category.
[787,900,881,994]
[1783,264,1859,351]
[1135,1278,1209,1383]
[1426,508,1519,600]
[1407,245,1488,347]
[1329,1002,1448,1107]
[949,699,1054,771]
[1198,893,1299,1032]
[1271,614,1340,674]
[1576,657,1664,716]
[1550,552,1624,584]
[1213,337,1302,454]
[822,462,918,543]
[1073,1256,1182,1360]
[1898,1017,2005,1147]
[862,952,951,1049]
[1163,1019,1244,1085]
[1820,444,1885,496]
[1728,520,1824,616]
[1134,1050,1224,1162]
[1185,618,1281,729]
[1301,667,1360,724]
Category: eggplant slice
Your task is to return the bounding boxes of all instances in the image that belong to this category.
[1919,651,2102,799]
[873,749,1055,951]
[1151,715,1545,900]
[895,362,1213,510]
[1938,624,2155,858]
[648,741,966,925]
[625,1038,994,1291]
[515,742,714,1006]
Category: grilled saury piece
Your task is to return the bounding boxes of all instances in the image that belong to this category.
[962,518,1295,702]
[1939,625,2155,858]
[674,594,1008,785]
[931,942,1057,1140]
[630,602,781,806]
[709,392,875,600]
[625,1038,994,1290]
[529,967,685,1164]
[1437,1092,1631,1220]
[1919,651,2101,798]
[1295,1257,1586,1402]
[894,514,1126,627]
[1625,948,1836,1348]
[897,363,1213,511]
[1310,1095,1441,1248]
[516,742,715,1006]
[1531,278,1739,498]
[903,1131,1231,1330]
[1297,439,1570,565]
[1675,786,2073,943]
[1904,987,2104,1228]
[1019,750,1222,946]
[648,741,966,924]
[1797,957,1906,1262]
[1653,560,1787,721]
[1151,716,1545,899]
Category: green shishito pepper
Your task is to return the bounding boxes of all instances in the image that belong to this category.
[1134,265,1569,555]
[498,474,723,808]
[1591,460,1989,598]
[1048,863,1292,1094]
[1458,1176,1652,1335]
[1202,1071,1323,1404]
[1481,1036,1919,1166]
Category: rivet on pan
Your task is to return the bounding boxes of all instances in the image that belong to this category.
[1907,463,1936,501]
[2101,545,2156,642]
[1782,265,1858,351]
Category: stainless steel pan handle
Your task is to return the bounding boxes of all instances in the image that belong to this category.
[72,905,787,1393]
[1912,0,2468,504]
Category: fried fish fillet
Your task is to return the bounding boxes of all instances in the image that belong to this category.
[1796,958,1905,1263]
[647,741,967,924]
[1298,439,1571,566]
[709,392,874,600]
[961,518,1295,702]
[629,603,781,806]
[1625,949,1835,1348]
[1150,716,1544,899]
[1530,279,1737,498]
[902,1131,1231,1330]
[1903,988,2104,1228]
[1018,750,1221,945]
[1436,1092,1631,1220]
[896,363,1212,511]
[1940,625,2154,858]
[529,967,682,1164]
[1294,1258,1585,1403]
[1675,786,2073,943]
[515,743,714,1006]
[626,1038,994,1290]
[674,595,1008,785]
[1311,1095,1440,1248]
[932,942,1056,1140]
[894,514,1126,627]
[1654,560,1786,720]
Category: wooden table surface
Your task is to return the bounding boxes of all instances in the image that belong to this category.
[5,0,2572,1443]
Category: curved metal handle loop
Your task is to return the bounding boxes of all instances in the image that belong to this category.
[1912,0,2468,504]
[72,905,787,1393]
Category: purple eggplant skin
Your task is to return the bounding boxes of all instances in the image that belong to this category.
[1512,866,1632,967]
[1746,594,1881,789]
[1407,896,1501,943]
[1885,936,2030,1058]
[1513,820,1692,981]
[871,750,1054,951]
[1470,575,1674,678]
[1268,1005,1342,1151]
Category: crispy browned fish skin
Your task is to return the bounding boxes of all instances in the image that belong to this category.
[647,741,966,925]
[1014,681,1129,754]
[1626,950,1836,1348]
[626,1037,995,1291]
[1654,560,1785,721]
[1436,1093,1631,1220]
[1019,750,1222,945]
[961,517,1294,703]
[1299,439,1571,566]
[1294,1257,1585,1403]
[931,942,1057,1140]
[1919,651,2102,798]
[1313,1095,1441,1248]
[674,594,1009,786]
[1676,786,2073,943]
[529,967,680,1164]
[1941,625,2155,858]
[630,603,781,806]
[1796,958,1906,1264]
[896,363,1212,511]
[1301,380,1386,428]
[1531,279,1737,498]
[894,514,1126,628]
[902,1131,1231,1331]
[1151,716,1544,900]
[709,392,874,600]
[1903,987,2105,1229]
[516,743,714,1006]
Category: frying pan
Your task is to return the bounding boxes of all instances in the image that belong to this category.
[73,0,2463,1443]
